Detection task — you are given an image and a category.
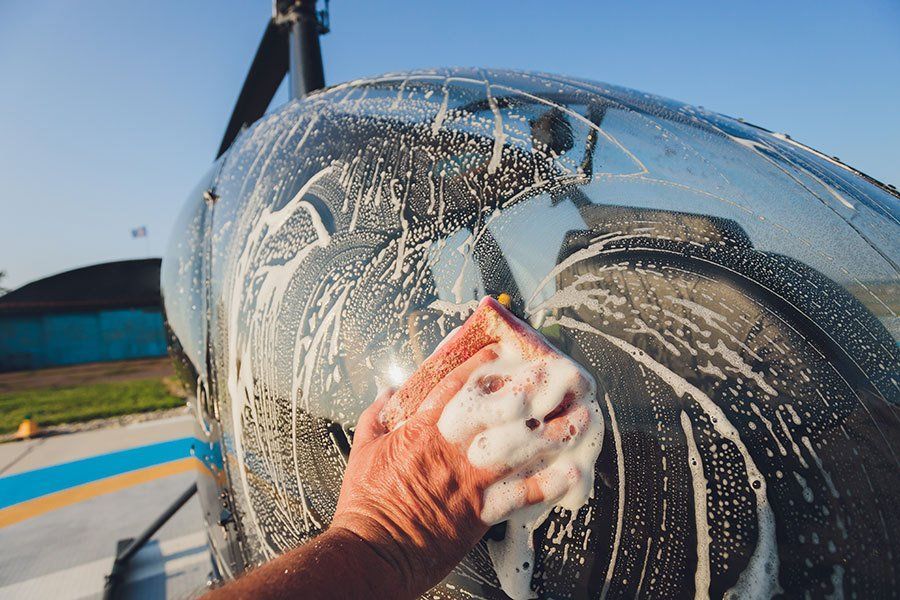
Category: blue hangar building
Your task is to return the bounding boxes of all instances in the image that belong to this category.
[0,259,167,372]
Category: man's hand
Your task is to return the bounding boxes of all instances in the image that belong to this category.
[205,343,584,600]
[331,346,501,598]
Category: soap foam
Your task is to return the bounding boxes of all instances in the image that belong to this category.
[436,340,604,599]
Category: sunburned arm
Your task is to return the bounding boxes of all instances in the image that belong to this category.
[203,525,412,600]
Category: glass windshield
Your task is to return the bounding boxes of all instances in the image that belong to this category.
[166,68,899,598]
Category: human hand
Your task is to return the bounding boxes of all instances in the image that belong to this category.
[331,343,596,598]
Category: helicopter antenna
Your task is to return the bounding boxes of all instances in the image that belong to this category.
[216,0,330,158]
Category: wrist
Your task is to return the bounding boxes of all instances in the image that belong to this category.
[327,518,418,598]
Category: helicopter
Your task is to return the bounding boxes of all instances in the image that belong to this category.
[157,1,900,597]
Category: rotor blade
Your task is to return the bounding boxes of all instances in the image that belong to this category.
[216,20,289,158]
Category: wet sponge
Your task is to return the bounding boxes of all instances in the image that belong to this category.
[379,296,551,430]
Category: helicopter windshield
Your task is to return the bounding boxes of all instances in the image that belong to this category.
[163,68,899,598]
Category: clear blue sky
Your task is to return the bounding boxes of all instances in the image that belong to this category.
[0,0,897,290]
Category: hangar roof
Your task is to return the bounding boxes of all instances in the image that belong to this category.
[0,259,162,316]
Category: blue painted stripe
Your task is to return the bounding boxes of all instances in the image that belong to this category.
[0,437,197,509]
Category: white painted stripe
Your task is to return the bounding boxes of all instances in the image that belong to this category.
[0,531,208,600]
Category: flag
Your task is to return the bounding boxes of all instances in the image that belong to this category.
[131,226,148,238]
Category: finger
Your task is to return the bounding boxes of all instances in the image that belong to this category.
[480,461,582,525]
[467,400,591,476]
[480,476,526,525]
[540,403,591,444]
[529,366,592,417]
[415,344,499,422]
[523,461,581,507]
[353,385,395,448]
[469,420,551,474]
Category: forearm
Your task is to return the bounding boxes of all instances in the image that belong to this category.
[204,527,414,600]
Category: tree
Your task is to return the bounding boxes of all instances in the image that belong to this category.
[0,270,7,295]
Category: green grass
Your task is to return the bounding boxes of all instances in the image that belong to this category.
[0,379,184,434]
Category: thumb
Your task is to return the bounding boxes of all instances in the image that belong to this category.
[352,385,395,448]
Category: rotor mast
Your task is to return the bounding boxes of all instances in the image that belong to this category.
[276,0,328,99]
[217,0,329,158]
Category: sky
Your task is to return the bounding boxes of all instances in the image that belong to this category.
[0,0,897,290]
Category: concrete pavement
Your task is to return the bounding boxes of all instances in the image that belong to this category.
[0,412,210,599]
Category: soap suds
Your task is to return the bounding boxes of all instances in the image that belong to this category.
[681,411,711,600]
[437,338,604,599]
